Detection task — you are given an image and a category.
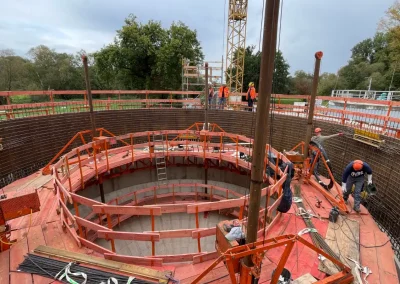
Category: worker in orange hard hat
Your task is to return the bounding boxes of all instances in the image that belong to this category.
[310,127,343,177]
[342,160,373,213]
[312,128,343,147]
[246,82,256,112]
[218,84,229,110]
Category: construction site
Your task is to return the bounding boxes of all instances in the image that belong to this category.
[0,0,400,283]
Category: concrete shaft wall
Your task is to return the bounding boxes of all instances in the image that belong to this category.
[0,109,399,255]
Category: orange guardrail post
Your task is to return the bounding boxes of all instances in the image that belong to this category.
[104,140,110,172]
[73,201,84,238]
[76,149,84,189]
[195,206,201,253]
[130,133,134,163]
[151,208,155,256]
[93,143,98,179]
[65,156,73,192]
[105,212,116,253]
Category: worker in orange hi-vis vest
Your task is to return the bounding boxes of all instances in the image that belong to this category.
[246,82,256,112]
[218,84,229,110]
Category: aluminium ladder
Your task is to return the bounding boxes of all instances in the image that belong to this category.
[153,133,168,184]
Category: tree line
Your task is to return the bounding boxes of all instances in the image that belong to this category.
[1,2,400,104]
[0,14,203,104]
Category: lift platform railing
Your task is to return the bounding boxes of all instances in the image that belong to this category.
[52,130,288,266]
[290,141,347,212]
[2,91,400,138]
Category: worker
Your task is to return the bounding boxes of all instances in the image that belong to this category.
[218,84,229,110]
[310,128,343,176]
[342,160,373,213]
[311,128,343,147]
[246,82,256,111]
[208,86,214,109]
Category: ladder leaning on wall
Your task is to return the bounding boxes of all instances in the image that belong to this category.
[153,133,168,185]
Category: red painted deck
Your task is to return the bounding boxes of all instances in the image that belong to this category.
[0,169,398,283]
[1,175,100,284]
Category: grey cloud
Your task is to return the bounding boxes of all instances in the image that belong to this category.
[0,0,395,74]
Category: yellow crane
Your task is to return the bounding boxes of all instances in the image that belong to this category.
[226,0,249,94]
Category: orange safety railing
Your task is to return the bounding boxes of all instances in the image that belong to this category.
[291,141,347,212]
[52,130,289,266]
[2,90,400,138]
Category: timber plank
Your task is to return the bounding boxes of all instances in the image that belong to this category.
[193,251,219,264]
[0,250,10,284]
[186,198,245,213]
[10,228,32,284]
[374,230,398,284]
[41,222,66,250]
[318,216,360,279]
[26,226,46,261]
[104,253,163,267]
[55,221,82,253]
[77,237,114,254]
[92,205,162,216]
[34,245,170,283]
[32,189,54,227]
[359,228,380,283]
[75,216,110,232]
[292,273,317,284]
[97,230,160,241]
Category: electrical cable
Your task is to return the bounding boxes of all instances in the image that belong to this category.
[339,215,391,249]
[222,0,227,59]
[18,254,150,284]
[258,0,266,52]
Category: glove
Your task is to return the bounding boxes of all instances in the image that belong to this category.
[367,174,372,185]
[342,182,347,193]
[338,132,344,136]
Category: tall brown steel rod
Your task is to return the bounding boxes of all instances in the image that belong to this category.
[204,62,209,187]
[244,0,280,267]
[303,52,323,157]
[82,55,96,139]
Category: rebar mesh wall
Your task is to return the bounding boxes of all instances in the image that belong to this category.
[0,109,399,256]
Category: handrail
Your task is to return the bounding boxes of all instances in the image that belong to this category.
[2,94,400,138]
[53,130,288,265]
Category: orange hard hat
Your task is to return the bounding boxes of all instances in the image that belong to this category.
[315,128,322,133]
[353,160,364,171]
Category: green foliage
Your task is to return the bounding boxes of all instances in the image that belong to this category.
[93,14,203,90]
[290,70,312,95]
[0,14,203,104]
[241,46,290,93]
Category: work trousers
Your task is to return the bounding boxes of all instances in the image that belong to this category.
[218,97,226,109]
[247,98,254,111]
[343,176,364,210]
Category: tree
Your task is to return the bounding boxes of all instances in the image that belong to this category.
[240,46,290,94]
[28,45,84,93]
[290,70,313,95]
[93,15,203,90]
[0,49,31,91]
[380,1,400,61]
[273,51,290,93]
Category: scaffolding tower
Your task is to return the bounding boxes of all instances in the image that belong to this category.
[226,0,248,94]
[181,59,223,92]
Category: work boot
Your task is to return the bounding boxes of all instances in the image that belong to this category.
[353,207,361,213]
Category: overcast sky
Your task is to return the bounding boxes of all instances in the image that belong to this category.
[0,0,395,74]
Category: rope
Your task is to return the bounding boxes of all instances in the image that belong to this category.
[222,0,227,61]
[258,0,266,52]
[0,208,33,245]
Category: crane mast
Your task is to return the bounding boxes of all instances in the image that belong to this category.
[226,0,249,94]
